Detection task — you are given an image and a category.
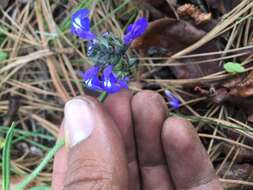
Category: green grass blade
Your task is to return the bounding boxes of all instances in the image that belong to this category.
[2,122,16,190]
[0,126,55,141]
[0,51,8,62]
[15,139,65,190]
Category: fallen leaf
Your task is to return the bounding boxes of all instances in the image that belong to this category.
[223,71,253,97]
[132,17,222,79]
[132,0,177,18]
[220,143,253,163]
[210,88,230,104]
[206,0,242,14]
[218,163,253,190]
[133,0,168,7]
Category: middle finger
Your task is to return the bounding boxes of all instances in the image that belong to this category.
[132,90,175,190]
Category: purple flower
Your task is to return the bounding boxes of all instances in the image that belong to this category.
[165,90,180,109]
[71,9,96,40]
[124,17,148,45]
[80,65,128,94]
[80,66,102,91]
[118,77,129,89]
[102,65,128,94]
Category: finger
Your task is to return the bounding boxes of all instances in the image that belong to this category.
[132,90,175,190]
[52,126,67,190]
[104,90,140,190]
[162,116,223,190]
[63,97,128,190]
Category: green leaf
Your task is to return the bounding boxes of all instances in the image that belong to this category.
[0,51,8,62]
[2,122,16,190]
[224,62,246,73]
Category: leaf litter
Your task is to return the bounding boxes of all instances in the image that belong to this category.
[1,0,253,189]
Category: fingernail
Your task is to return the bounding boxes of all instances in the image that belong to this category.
[64,98,94,147]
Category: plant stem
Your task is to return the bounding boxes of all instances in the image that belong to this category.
[15,139,65,190]
[98,91,108,102]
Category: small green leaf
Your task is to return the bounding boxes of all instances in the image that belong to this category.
[0,51,8,62]
[224,62,246,73]
[2,122,16,190]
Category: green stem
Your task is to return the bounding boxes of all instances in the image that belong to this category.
[15,139,65,190]
[98,91,108,102]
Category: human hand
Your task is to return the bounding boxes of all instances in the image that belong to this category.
[52,90,223,190]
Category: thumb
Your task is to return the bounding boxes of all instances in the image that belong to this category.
[63,97,128,190]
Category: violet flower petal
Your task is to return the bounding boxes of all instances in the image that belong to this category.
[118,77,129,89]
[101,65,129,93]
[124,17,148,45]
[101,65,120,93]
[71,9,96,40]
[165,90,180,109]
[80,66,102,91]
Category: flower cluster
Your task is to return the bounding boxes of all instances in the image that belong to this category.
[80,65,128,94]
[71,9,148,94]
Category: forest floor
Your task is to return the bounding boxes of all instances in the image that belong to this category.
[1,0,253,189]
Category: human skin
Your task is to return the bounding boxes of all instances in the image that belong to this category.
[52,90,223,190]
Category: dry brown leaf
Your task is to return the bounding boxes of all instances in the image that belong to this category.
[206,0,242,14]
[133,0,166,7]
[132,0,177,18]
[223,71,253,97]
[132,17,221,79]
[210,88,230,104]
[220,143,253,163]
[132,18,204,52]
[219,163,253,190]
[177,4,212,25]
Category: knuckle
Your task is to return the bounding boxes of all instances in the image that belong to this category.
[64,158,114,190]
